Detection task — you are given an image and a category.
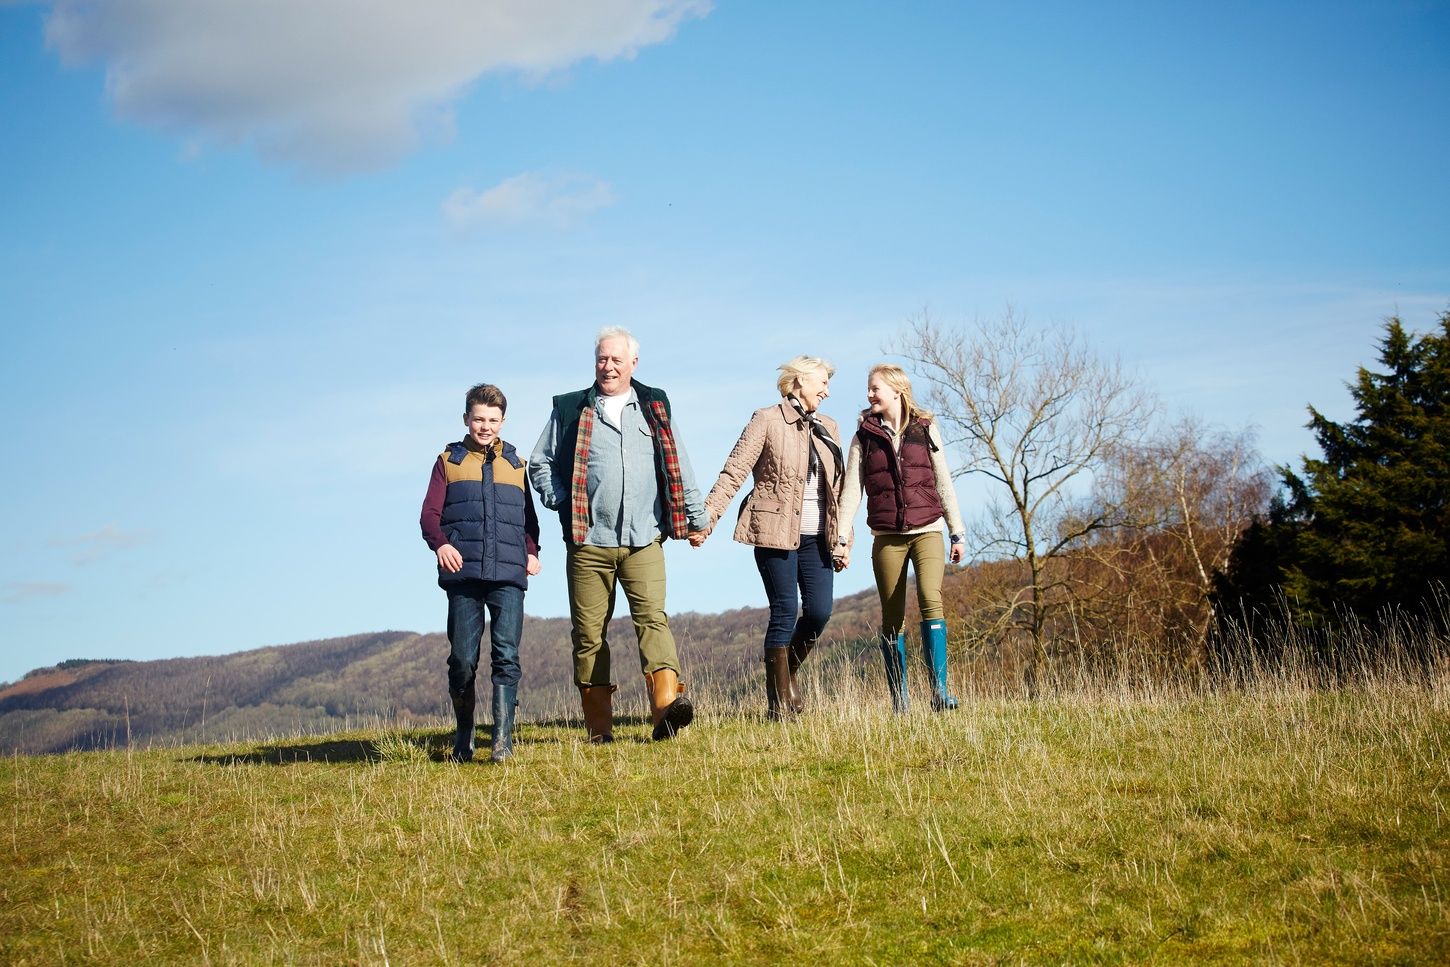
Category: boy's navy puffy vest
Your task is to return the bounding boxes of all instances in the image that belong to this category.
[437,439,531,590]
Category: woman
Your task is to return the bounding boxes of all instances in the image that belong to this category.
[834,363,966,713]
[699,356,845,720]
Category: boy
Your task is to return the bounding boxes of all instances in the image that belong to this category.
[420,383,541,763]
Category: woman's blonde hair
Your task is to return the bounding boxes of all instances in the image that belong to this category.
[867,363,930,428]
[777,355,835,398]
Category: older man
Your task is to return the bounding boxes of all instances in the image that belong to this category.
[530,326,709,742]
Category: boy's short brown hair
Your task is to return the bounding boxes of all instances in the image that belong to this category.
[465,383,507,416]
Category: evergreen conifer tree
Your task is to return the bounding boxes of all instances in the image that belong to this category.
[1216,312,1448,632]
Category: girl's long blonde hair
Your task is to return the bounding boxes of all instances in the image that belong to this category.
[866,363,930,430]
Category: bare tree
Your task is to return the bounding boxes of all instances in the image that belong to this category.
[893,309,1153,676]
[1070,418,1271,661]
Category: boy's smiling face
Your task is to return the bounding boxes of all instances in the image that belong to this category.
[464,403,505,448]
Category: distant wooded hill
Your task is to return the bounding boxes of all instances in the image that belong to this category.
[3,532,1250,756]
[0,586,887,755]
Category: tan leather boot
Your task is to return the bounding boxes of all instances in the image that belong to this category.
[579,685,616,743]
[645,668,693,741]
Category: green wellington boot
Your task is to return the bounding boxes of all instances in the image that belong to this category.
[449,687,476,762]
[489,684,517,763]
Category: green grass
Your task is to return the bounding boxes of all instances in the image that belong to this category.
[3,672,1447,965]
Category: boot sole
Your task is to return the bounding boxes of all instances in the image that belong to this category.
[652,696,694,741]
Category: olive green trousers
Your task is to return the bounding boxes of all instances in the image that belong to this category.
[566,538,679,687]
[871,531,946,635]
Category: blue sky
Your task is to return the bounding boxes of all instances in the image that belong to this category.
[2,1,1447,685]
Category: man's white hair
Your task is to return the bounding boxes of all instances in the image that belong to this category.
[595,326,640,359]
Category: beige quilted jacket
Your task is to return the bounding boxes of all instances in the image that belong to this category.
[704,401,845,550]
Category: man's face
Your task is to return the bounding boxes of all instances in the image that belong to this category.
[595,337,637,396]
[464,404,505,447]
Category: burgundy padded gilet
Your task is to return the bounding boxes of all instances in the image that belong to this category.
[858,416,945,532]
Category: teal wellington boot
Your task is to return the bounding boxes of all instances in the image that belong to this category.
[879,632,910,714]
[920,619,960,711]
[490,684,517,763]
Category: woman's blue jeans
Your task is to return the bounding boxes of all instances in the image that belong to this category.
[446,580,524,692]
[753,533,834,653]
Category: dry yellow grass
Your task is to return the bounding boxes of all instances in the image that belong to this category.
[3,656,1447,964]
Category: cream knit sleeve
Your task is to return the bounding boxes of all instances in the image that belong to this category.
[834,431,865,549]
[928,422,966,538]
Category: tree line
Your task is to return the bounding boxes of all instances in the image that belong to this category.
[896,308,1449,681]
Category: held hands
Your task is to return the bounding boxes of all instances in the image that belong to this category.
[526,554,542,576]
[436,544,464,573]
[686,518,716,548]
[832,550,849,572]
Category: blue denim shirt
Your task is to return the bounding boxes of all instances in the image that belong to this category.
[530,387,708,548]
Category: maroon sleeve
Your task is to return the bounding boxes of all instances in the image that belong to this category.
[524,475,541,558]
[420,457,449,551]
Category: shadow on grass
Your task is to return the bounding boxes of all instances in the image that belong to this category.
[186,716,660,765]
[189,739,388,765]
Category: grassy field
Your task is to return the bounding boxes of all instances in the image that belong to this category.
[3,664,1447,965]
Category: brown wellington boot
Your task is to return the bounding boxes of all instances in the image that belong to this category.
[786,635,814,714]
[645,668,693,741]
[764,648,795,722]
[579,685,616,743]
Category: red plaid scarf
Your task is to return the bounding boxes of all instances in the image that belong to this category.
[568,403,596,544]
[646,398,690,540]
[568,393,690,544]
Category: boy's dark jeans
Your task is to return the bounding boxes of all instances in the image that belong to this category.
[753,533,834,654]
[446,580,524,692]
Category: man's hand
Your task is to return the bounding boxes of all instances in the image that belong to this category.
[949,544,965,566]
[437,544,464,573]
[686,520,714,547]
[526,553,542,576]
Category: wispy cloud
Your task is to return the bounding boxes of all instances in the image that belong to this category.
[444,171,616,228]
[42,0,711,173]
[2,581,72,604]
[49,524,153,565]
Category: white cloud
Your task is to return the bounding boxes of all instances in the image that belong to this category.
[1,581,72,604]
[43,0,711,173]
[444,171,616,228]
[49,524,153,565]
